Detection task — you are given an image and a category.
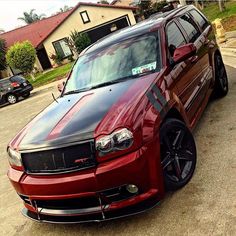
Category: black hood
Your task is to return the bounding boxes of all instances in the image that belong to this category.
[17,79,136,150]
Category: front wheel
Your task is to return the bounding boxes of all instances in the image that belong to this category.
[214,54,228,97]
[7,94,18,104]
[160,118,197,191]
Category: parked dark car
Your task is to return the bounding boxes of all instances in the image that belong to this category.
[0,76,33,105]
[7,5,228,223]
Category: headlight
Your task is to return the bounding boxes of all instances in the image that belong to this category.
[7,148,22,167]
[96,128,133,155]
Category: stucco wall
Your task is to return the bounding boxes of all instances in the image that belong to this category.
[43,6,136,65]
[34,56,44,72]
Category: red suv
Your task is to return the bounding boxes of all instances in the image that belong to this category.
[7,6,228,223]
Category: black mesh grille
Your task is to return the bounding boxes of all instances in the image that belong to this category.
[36,196,100,210]
[22,142,96,174]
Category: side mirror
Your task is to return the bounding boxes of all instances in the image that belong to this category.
[57,81,65,93]
[173,43,197,64]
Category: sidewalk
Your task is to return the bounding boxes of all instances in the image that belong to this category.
[219,30,236,68]
[31,78,66,95]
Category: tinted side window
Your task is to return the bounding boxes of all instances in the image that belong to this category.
[0,80,10,89]
[166,22,186,56]
[10,76,25,83]
[178,14,201,43]
[189,10,209,31]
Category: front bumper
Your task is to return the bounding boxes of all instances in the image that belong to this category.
[22,192,160,223]
[8,140,164,223]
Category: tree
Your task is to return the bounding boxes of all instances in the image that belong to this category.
[0,38,7,70]
[69,30,91,54]
[57,5,72,13]
[137,0,155,19]
[18,9,46,24]
[99,0,109,4]
[152,1,168,12]
[218,0,226,12]
[6,41,36,80]
[0,29,5,34]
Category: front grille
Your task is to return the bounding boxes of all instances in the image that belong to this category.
[22,141,96,174]
[36,196,100,210]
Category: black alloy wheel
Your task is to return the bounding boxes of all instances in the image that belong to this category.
[160,118,197,191]
[214,54,228,97]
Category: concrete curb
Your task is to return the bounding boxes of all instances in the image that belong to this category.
[220,47,236,58]
[225,31,236,39]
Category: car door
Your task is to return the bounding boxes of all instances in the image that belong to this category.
[165,19,202,124]
[189,9,213,93]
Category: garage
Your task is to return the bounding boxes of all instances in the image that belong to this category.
[85,15,131,43]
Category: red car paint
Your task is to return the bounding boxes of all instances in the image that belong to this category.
[7,6,221,223]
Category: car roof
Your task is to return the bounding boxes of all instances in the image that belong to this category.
[0,75,22,83]
[84,5,196,55]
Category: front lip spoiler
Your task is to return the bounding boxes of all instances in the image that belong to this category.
[21,197,160,224]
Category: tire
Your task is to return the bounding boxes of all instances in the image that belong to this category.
[22,92,30,99]
[7,94,18,104]
[160,118,197,191]
[214,54,228,97]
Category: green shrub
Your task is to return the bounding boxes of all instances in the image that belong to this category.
[70,30,91,54]
[68,55,75,62]
[152,1,168,12]
[50,51,64,65]
[0,38,7,70]
[6,41,36,74]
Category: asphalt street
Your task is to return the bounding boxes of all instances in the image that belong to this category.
[0,65,235,236]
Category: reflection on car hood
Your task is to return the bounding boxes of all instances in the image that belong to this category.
[9,73,159,150]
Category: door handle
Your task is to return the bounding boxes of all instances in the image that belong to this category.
[204,39,210,45]
[190,55,198,63]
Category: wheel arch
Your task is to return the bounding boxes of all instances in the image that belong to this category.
[162,94,190,129]
[163,107,185,123]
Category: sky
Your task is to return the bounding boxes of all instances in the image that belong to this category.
[0,0,99,32]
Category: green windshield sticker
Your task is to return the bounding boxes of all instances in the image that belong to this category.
[132,62,157,75]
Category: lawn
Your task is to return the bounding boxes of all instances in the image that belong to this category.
[202,1,236,31]
[28,62,74,88]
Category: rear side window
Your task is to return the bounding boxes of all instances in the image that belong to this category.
[178,14,201,43]
[189,10,209,31]
[10,76,25,83]
[0,80,10,88]
[166,22,186,56]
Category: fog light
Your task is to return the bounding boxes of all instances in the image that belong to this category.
[126,184,138,194]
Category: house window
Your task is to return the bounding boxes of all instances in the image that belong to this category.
[80,11,90,24]
[53,38,72,58]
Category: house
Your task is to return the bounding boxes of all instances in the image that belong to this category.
[0,2,137,78]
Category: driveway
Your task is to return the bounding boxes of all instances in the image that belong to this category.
[0,66,235,236]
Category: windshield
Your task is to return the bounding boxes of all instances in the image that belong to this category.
[64,32,161,94]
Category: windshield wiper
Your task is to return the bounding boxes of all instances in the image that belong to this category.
[88,71,156,90]
[63,87,91,96]
[63,70,156,95]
